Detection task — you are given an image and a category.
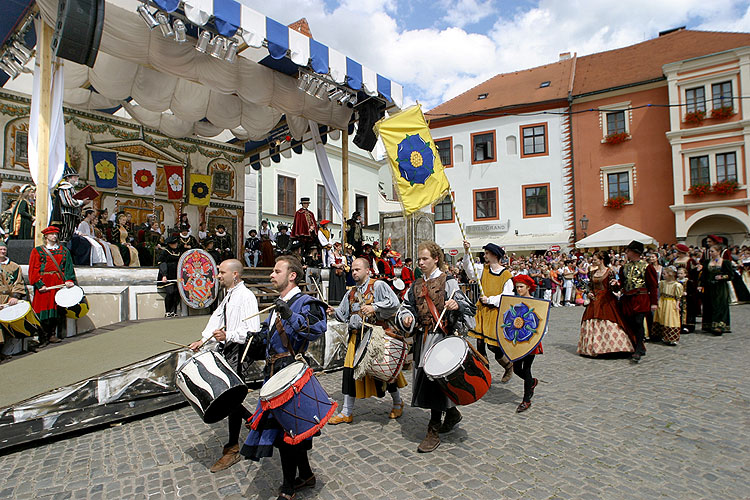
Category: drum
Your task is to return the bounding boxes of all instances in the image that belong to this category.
[392,278,405,291]
[54,286,90,319]
[259,361,337,444]
[423,336,491,406]
[352,326,373,372]
[175,350,248,424]
[0,301,42,337]
[365,333,407,383]
[320,268,330,282]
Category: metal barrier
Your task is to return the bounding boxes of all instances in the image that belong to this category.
[460,282,481,303]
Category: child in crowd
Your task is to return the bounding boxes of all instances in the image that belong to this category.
[676,267,689,335]
[511,275,543,413]
[653,266,683,346]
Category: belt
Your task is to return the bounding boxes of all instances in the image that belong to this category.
[268,351,293,364]
[623,289,648,296]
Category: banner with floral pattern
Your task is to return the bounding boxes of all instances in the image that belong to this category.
[188,173,211,206]
[91,151,118,189]
[131,161,157,196]
[164,164,184,200]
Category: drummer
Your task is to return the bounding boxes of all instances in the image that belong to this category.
[397,241,476,453]
[1,240,28,359]
[241,255,328,499]
[187,259,261,473]
[28,226,77,345]
[326,257,408,425]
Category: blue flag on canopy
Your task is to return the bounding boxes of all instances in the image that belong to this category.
[91,151,118,189]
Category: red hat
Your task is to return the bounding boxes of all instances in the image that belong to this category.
[41,226,60,235]
[512,274,537,293]
[675,243,690,253]
[320,219,331,225]
[707,234,723,244]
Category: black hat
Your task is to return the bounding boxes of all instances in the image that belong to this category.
[165,235,179,245]
[278,224,287,231]
[300,197,310,203]
[626,240,645,255]
[482,243,505,259]
[179,224,190,232]
[216,224,225,230]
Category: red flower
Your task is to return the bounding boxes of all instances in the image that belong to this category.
[605,132,629,145]
[688,183,711,197]
[134,168,154,189]
[711,106,734,120]
[606,196,629,209]
[684,110,706,125]
[712,180,739,195]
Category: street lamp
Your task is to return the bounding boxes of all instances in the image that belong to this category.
[579,214,589,237]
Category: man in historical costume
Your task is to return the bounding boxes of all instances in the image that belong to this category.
[244,229,261,268]
[213,224,234,263]
[157,235,183,318]
[346,211,363,256]
[461,240,515,383]
[177,224,200,254]
[241,256,328,499]
[327,257,408,425]
[401,258,415,290]
[291,197,317,254]
[9,185,35,240]
[0,200,15,240]
[188,259,261,472]
[0,240,30,360]
[52,166,89,243]
[614,240,658,364]
[28,226,78,345]
[317,219,333,268]
[275,225,291,255]
[397,241,476,453]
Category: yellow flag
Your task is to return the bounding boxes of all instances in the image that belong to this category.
[188,173,212,206]
[374,104,450,215]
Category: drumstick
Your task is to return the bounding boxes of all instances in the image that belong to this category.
[243,304,275,321]
[164,340,191,348]
[432,289,458,333]
[46,284,69,291]
[155,279,178,283]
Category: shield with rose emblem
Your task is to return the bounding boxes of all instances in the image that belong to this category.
[495,295,550,362]
[178,249,219,309]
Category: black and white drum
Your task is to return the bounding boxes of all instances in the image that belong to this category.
[392,278,405,291]
[175,350,248,424]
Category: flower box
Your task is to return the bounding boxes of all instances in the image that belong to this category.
[713,179,739,195]
[688,183,711,197]
[606,196,629,209]
[711,106,734,120]
[684,110,706,125]
[604,132,629,145]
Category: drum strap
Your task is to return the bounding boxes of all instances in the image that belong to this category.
[422,286,447,338]
[42,247,66,282]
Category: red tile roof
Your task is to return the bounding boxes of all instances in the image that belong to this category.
[288,18,312,38]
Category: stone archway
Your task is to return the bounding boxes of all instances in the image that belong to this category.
[685,211,749,247]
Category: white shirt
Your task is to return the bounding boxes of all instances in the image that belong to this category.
[200,281,261,344]
[462,257,514,306]
[318,228,331,247]
[268,286,302,327]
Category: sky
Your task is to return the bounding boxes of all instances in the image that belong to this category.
[238,0,750,109]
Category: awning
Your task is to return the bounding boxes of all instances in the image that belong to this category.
[575,223,658,248]
[443,230,572,252]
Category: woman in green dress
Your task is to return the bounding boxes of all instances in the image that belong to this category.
[700,245,732,335]
[9,185,34,240]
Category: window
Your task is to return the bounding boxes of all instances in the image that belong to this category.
[355,194,368,226]
[433,193,454,223]
[435,138,452,167]
[522,183,550,218]
[606,111,626,135]
[689,156,710,186]
[607,172,630,200]
[473,188,498,220]
[685,87,706,114]
[277,175,296,216]
[317,184,333,221]
[14,130,28,163]
[716,152,737,182]
[520,123,548,157]
[711,81,733,110]
[471,131,496,164]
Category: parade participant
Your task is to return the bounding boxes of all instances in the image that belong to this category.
[197,221,208,242]
[9,185,34,240]
[461,240,515,383]
[259,219,275,242]
[213,224,234,262]
[177,224,199,253]
[203,238,222,265]
[75,209,110,266]
[613,240,658,363]
[346,211,363,256]
[578,252,634,357]
[157,236,182,318]
[275,225,291,255]
[28,226,77,345]
[401,258,415,290]
[653,266,683,345]
[0,240,28,359]
[397,241,475,453]
[291,197,317,253]
[328,242,347,304]
[241,256,327,499]
[699,245,733,335]
[244,230,261,268]
[673,243,698,333]
[327,257,408,424]
[113,212,140,267]
[52,166,89,243]
[511,274,543,413]
[317,219,332,252]
[188,259,261,472]
[0,200,15,239]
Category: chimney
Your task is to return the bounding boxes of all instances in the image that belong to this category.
[559,52,571,61]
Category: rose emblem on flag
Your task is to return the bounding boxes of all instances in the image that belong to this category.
[501,302,539,345]
[95,160,116,180]
[134,168,154,189]
[168,173,183,192]
[396,134,434,185]
[191,182,209,199]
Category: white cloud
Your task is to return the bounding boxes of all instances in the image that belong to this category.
[439,0,498,28]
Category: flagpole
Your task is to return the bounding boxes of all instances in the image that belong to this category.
[448,187,485,298]
[341,128,349,248]
[33,22,53,246]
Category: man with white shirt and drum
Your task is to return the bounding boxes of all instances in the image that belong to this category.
[188,259,261,472]
[0,240,29,359]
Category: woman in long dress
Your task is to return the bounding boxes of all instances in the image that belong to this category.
[578,251,634,356]
[700,245,732,335]
[9,185,34,240]
[328,242,347,304]
[112,212,140,267]
[652,266,683,345]
[76,209,111,266]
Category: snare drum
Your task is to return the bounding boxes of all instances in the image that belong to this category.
[54,286,90,319]
[175,350,248,424]
[258,361,337,444]
[0,301,42,337]
[392,278,405,291]
[423,336,491,406]
[366,333,407,383]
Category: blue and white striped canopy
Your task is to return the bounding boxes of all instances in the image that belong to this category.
[152,0,403,107]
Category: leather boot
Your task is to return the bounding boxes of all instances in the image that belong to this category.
[417,422,441,453]
[438,407,462,433]
[498,355,514,383]
[210,444,241,473]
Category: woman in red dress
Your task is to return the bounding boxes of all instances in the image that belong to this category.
[577,251,634,356]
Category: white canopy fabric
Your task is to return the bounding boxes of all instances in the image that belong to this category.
[444,230,572,252]
[37,0,354,141]
[575,223,658,248]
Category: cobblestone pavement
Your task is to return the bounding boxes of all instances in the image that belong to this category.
[1,305,749,500]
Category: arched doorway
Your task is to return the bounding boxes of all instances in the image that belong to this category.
[686,213,749,247]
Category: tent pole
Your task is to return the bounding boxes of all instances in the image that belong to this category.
[34,22,54,246]
[341,128,349,247]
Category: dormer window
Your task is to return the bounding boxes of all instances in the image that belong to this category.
[477,93,488,100]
